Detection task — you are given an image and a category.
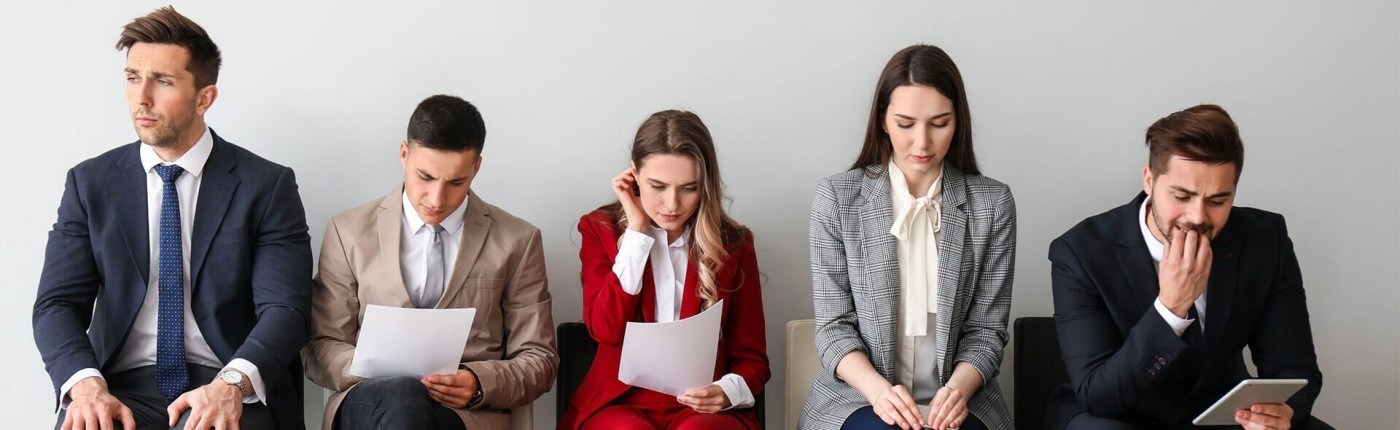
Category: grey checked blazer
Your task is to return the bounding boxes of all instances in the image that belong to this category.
[799,163,1016,429]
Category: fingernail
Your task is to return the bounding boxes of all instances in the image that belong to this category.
[1237,411,1247,419]
[1252,405,1261,412]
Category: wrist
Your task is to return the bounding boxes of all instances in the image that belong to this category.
[71,377,107,397]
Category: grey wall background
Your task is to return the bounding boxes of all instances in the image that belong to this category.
[3,1,1397,428]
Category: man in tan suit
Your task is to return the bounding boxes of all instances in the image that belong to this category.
[304,95,557,430]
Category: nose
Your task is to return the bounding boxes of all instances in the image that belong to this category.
[664,188,679,212]
[1183,199,1206,225]
[138,80,154,108]
[423,182,447,209]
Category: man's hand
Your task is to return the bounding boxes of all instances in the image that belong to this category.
[676,385,731,413]
[167,378,245,430]
[63,377,136,430]
[1158,227,1212,317]
[1236,403,1293,430]
[422,369,478,409]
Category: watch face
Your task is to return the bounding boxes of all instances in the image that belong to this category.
[221,371,240,384]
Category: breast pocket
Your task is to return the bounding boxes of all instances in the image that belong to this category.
[458,278,506,329]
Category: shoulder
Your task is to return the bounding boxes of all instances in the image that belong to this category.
[68,142,139,181]
[813,168,871,210]
[326,195,388,233]
[1052,199,1134,253]
[476,197,541,240]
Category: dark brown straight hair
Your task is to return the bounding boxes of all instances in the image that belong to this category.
[1145,104,1245,181]
[852,44,979,176]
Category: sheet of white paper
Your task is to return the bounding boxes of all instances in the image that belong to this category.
[618,299,724,396]
[348,305,476,379]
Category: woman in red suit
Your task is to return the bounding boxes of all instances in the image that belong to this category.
[560,110,769,430]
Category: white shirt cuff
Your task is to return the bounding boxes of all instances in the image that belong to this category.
[223,359,266,405]
[610,229,655,295]
[59,368,104,409]
[713,373,754,410]
[1154,298,1196,337]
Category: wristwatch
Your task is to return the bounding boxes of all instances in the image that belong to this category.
[463,366,485,409]
[218,369,249,396]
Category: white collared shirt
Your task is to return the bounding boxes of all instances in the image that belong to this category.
[62,127,265,407]
[888,162,942,402]
[1142,197,1208,336]
[400,192,469,306]
[610,226,755,409]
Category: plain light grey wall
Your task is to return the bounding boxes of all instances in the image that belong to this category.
[4,1,1396,428]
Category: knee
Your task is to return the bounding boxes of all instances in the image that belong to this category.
[671,412,744,430]
[581,405,655,430]
[340,376,433,417]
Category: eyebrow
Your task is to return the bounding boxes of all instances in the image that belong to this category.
[646,178,699,187]
[1169,185,1233,199]
[415,169,469,182]
[892,112,953,121]
[124,68,177,80]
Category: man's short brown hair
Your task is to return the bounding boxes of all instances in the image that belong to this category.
[1145,104,1245,180]
[115,6,221,89]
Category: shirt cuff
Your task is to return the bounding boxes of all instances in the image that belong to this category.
[223,359,266,405]
[713,373,754,410]
[1154,298,1196,337]
[59,368,104,409]
[611,229,655,295]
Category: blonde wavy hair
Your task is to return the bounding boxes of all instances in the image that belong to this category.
[600,110,746,310]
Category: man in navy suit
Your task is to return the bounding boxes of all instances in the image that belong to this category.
[33,7,311,429]
[1046,104,1327,429]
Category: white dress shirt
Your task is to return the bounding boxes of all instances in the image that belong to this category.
[400,192,469,306]
[62,127,265,406]
[888,162,942,402]
[1142,197,1208,336]
[610,226,755,409]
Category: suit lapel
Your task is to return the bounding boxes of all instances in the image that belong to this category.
[1114,193,1160,315]
[934,164,969,381]
[438,192,492,308]
[114,143,151,285]
[679,256,702,318]
[377,189,414,307]
[190,133,240,286]
[1203,220,1241,348]
[857,166,898,374]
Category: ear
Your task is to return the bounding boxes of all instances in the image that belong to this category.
[194,85,218,116]
[1142,165,1154,196]
[399,141,410,169]
[472,152,483,175]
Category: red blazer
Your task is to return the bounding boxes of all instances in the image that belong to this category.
[559,210,769,430]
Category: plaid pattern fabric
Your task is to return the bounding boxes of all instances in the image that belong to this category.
[799,164,1017,430]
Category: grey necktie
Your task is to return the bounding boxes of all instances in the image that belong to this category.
[419,224,446,308]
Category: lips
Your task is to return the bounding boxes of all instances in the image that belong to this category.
[659,214,681,222]
[911,155,934,163]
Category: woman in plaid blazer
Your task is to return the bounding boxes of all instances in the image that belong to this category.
[799,45,1016,430]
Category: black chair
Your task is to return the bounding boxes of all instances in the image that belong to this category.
[1013,316,1069,430]
[555,321,765,428]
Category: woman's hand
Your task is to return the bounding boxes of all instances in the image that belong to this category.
[925,385,969,430]
[676,385,731,413]
[611,166,648,232]
[870,384,925,429]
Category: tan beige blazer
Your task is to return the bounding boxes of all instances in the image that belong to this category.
[304,189,557,430]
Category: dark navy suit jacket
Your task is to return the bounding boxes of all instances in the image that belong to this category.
[1045,192,1322,429]
[33,131,312,429]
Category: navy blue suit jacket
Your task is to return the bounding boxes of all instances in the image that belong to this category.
[33,131,312,429]
[1046,193,1322,429]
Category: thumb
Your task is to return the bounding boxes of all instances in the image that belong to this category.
[167,394,190,427]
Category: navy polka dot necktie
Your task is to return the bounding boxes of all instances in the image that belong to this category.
[153,164,188,400]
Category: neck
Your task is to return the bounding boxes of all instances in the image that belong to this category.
[153,119,206,162]
[666,227,685,245]
[900,165,941,199]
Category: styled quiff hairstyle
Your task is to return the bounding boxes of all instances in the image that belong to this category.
[116,6,222,89]
[1145,104,1245,181]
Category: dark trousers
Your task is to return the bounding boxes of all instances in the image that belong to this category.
[1065,411,1336,430]
[841,405,989,430]
[53,364,273,430]
[334,376,466,430]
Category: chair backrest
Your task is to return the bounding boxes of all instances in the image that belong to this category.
[555,321,766,428]
[509,403,532,430]
[1013,316,1069,430]
[786,319,818,430]
[556,321,600,420]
